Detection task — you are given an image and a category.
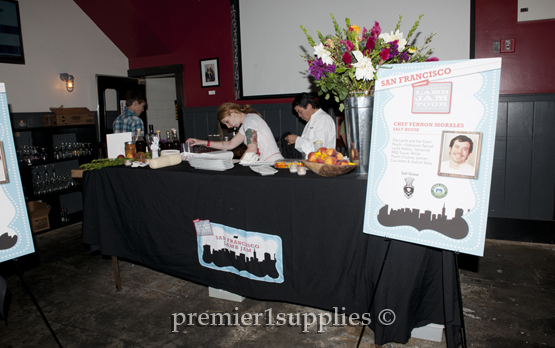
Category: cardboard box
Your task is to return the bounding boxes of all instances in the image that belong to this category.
[71,168,83,179]
[46,107,95,126]
[41,114,58,127]
[26,201,51,233]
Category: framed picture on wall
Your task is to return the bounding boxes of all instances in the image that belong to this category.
[200,58,220,88]
[0,141,9,184]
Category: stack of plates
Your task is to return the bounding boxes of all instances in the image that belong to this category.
[187,158,234,171]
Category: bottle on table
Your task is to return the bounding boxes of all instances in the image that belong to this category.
[153,130,162,158]
[171,128,180,150]
[135,128,147,153]
[146,124,155,154]
[164,130,174,149]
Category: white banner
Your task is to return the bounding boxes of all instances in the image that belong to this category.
[363,59,502,256]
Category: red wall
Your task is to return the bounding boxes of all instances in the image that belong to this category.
[127,1,293,108]
[475,0,555,94]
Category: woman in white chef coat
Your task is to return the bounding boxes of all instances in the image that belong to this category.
[186,103,283,162]
[284,93,336,158]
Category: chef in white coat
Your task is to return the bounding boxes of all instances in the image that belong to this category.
[285,93,336,158]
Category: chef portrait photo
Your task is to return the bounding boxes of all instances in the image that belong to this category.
[438,131,482,179]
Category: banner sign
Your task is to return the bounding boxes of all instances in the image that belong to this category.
[194,220,284,283]
[363,58,502,256]
[0,83,35,262]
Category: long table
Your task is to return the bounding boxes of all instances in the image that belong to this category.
[82,162,462,347]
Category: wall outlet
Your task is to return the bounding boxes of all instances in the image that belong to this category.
[500,39,515,53]
[209,90,216,95]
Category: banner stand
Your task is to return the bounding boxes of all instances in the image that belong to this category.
[356,237,392,348]
[453,252,468,348]
[11,259,63,348]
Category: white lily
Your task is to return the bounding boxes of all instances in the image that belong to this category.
[379,30,407,51]
[314,43,334,65]
[352,51,376,81]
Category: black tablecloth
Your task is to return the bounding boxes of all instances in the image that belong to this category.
[82,163,461,346]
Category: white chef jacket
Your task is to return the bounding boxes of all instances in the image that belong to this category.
[440,160,476,176]
[294,108,336,157]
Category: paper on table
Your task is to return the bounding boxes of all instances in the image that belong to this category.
[239,152,259,164]
[106,132,132,158]
[250,165,278,176]
[149,154,182,169]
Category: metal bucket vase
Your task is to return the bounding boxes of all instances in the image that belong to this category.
[344,96,374,175]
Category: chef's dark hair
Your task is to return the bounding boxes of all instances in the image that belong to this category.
[292,93,320,111]
[125,90,147,109]
[449,135,473,154]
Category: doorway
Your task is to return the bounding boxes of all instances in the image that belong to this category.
[128,65,185,142]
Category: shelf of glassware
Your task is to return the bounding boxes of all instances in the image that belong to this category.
[12,124,97,233]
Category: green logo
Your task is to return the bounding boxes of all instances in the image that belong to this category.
[431,184,448,198]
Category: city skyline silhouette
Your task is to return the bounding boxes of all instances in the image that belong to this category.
[377,203,469,239]
[202,244,279,279]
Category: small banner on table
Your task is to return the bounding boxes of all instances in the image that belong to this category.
[195,221,284,283]
[363,58,502,257]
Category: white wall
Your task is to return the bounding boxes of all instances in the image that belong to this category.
[0,0,128,112]
[146,77,178,139]
[239,0,471,97]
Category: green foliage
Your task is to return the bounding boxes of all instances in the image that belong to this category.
[79,158,127,171]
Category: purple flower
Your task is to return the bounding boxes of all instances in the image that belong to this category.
[399,52,410,62]
[389,42,399,58]
[426,57,440,62]
[309,58,336,80]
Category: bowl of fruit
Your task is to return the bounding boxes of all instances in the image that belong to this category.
[302,147,358,177]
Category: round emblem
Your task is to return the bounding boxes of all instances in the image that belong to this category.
[431,183,448,198]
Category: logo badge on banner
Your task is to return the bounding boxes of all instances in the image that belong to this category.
[194,220,284,283]
[363,58,502,256]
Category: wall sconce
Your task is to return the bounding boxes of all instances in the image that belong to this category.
[60,73,74,92]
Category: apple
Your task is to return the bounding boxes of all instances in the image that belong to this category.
[317,147,328,154]
[337,159,350,166]
[126,153,135,159]
[316,157,324,164]
[117,154,125,159]
[325,148,337,157]
[323,156,336,165]
[336,153,344,160]
[307,152,318,163]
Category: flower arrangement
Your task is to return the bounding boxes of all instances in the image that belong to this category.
[301,14,437,111]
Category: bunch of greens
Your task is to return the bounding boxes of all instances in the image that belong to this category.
[79,158,127,171]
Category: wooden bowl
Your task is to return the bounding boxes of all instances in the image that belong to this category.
[301,160,358,177]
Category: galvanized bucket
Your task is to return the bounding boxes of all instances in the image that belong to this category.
[344,96,374,175]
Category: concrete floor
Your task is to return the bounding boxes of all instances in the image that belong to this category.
[0,223,554,348]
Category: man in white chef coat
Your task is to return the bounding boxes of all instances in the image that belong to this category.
[285,93,336,158]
